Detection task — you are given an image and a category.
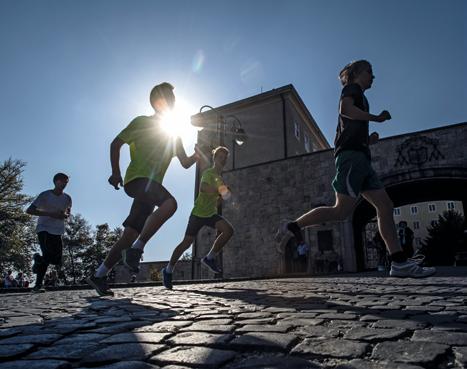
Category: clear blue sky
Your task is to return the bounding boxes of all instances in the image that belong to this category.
[1,0,465,262]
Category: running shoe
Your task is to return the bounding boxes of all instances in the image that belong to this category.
[201,256,222,274]
[389,260,436,278]
[162,267,173,290]
[122,248,143,274]
[86,275,114,296]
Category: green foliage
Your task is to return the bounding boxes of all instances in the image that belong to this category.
[180,251,192,261]
[61,214,122,284]
[0,159,36,277]
[422,210,466,266]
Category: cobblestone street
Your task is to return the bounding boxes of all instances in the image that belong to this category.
[1,268,467,369]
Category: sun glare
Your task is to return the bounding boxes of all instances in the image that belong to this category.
[160,98,198,144]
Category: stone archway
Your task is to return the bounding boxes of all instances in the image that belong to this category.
[352,176,467,271]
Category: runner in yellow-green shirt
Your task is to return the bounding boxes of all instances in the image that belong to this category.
[162,146,234,289]
[87,82,200,296]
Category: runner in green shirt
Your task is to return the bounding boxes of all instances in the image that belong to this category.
[87,82,200,296]
[162,146,234,289]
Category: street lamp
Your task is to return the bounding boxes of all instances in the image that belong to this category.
[197,106,248,168]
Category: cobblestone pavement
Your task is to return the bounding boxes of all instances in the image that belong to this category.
[1,269,467,369]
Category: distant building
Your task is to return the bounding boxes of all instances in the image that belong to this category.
[393,200,464,247]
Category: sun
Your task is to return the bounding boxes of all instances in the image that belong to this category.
[160,97,198,144]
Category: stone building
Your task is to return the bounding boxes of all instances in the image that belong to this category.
[190,84,467,279]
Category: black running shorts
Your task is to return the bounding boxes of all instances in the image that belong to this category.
[185,214,224,237]
[123,178,175,233]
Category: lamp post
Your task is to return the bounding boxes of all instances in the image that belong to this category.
[191,106,247,279]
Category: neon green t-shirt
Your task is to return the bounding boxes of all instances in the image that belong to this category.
[118,115,178,185]
[191,168,224,218]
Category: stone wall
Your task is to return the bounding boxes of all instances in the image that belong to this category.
[193,122,467,279]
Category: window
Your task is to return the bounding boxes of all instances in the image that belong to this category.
[410,206,418,215]
[428,204,436,212]
[415,237,422,246]
[431,220,437,227]
[304,134,312,153]
[413,221,420,230]
[294,120,301,140]
[393,208,401,216]
[447,201,455,210]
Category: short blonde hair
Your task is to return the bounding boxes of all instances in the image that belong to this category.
[339,60,372,86]
[212,146,229,159]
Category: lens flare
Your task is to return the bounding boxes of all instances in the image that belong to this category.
[192,50,205,73]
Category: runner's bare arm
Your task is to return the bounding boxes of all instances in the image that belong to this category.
[340,97,391,123]
[108,137,124,190]
[175,138,198,169]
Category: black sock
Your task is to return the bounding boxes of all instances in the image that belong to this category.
[390,251,407,263]
[287,222,304,244]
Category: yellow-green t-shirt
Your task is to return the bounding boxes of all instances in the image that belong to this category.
[118,115,178,185]
[191,168,224,218]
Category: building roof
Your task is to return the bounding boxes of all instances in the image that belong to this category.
[191,84,330,148]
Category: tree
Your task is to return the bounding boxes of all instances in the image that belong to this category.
[0,159,36,277]
[79,223,122,280]
[422,210,465,266]
[180,251,192,261]
[61,213,93,284]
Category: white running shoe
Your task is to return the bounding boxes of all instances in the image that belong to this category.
[274,219,293,254]
[389,260,436,278]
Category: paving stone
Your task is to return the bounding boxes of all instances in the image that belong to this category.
[344,327,407,342]
[411,330,467,345]
[453,346,467,367]
[82,343,166,364]
[237,312,272,319]
[0,327,22,338]
[194,318,233,325]
[90,321,150,334]
[101,332,171,344]
[233,318,275,325]
[179,323,235,333]
[372,341,449,364]
[27,342,98,360]
[293,325,341,339]
[0,343,34,359]
[327,321,366,329]
[77,361,160,369]
[236,324,291,333]
[168,331,233,346]
[371,319,427,330]
[292,338,369,358]
[0,333,62,345]
[229,332,298,351]
[277,318,325,327]
[276,312,319,319]
[55,333,108,345]
[151,346,236,368]
[0,360,72,369]
[335,359,425,369]
[135,321,192,333]
[225,354,322,368]
[316,313,358,320]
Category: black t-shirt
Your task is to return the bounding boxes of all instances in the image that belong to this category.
[334,83,370,158]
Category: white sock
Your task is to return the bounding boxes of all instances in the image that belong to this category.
[206,250,217,260]
[131,239,146,251]
[166,264,174,273]
[95,263,109,278]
